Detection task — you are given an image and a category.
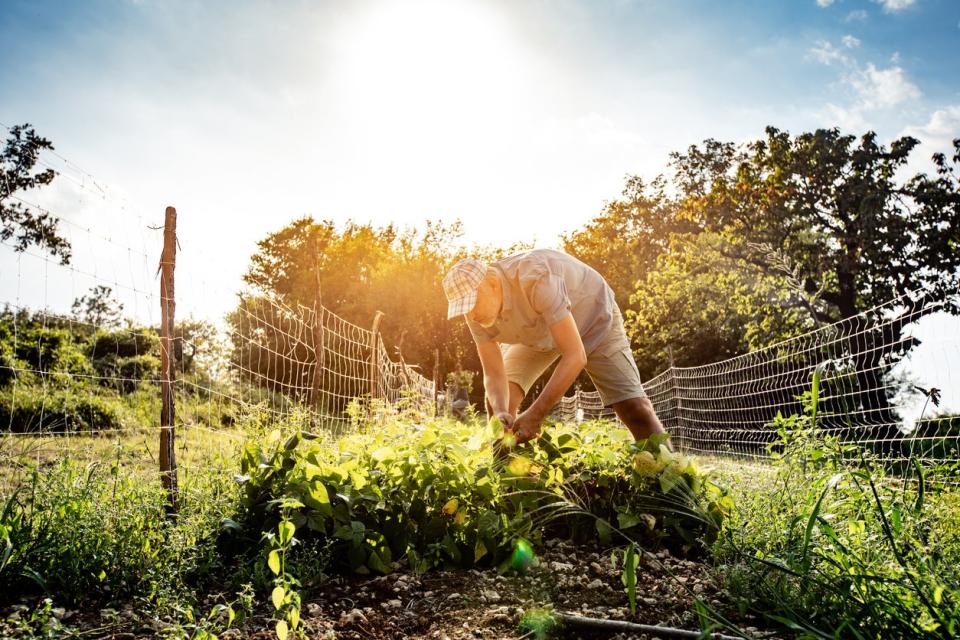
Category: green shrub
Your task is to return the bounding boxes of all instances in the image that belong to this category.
[0,386,124,433]
[0,457,232,608]
[13,326,92,379]
[90,328,159,360]
[0,341,16,388]
[223,417,730,579]
[713,382,960,639]
[93,354,160,393]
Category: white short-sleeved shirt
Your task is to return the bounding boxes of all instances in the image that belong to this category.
[466,249,621,355]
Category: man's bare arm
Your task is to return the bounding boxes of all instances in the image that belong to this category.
[524,314,587,421]
[476,340,511,420]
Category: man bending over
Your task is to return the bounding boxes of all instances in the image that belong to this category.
[442,249,667,445]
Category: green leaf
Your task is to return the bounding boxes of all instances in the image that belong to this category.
[304,481,332,516]
[810,364,822,424]
[350,520,366,545]
[367,549,391,574]
[621,544,639,615]
[596,519,612,545]
[288,606,300,630]
[371,446,394,462]
[268,550,281,575]
[278,520,296,545]
[474,539,488,562]
[221,517,243,532]
[801,473,842,571]
[617,510,643,530]
[272,585,285,610]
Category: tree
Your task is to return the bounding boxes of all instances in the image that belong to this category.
[72,285,124,328]
[0,124,71,264]
[234,218,477,402]
[670,127,960,321]
[625,232,814,379]
[562,176,695,313]
[637,127,960,448]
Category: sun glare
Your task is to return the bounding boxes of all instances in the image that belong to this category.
[329,0,533,160]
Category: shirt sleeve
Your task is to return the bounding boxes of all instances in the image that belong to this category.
[529,271,572,327]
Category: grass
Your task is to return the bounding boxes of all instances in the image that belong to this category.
[2,394,960,640]
[706,393,960,639]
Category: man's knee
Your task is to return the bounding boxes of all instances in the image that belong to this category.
[613,395,653,420]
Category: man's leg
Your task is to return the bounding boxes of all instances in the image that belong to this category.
[611,396,667,441]
[584,342,672,447]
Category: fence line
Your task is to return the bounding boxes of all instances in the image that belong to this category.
[551,287,959,472]
[1,162,434,498]
[2,130,957,494]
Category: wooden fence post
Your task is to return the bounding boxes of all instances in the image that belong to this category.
[159,206,178,513]
[432,348,440,414]
[310,301,325,411]
[369,311,384,404]
[310,241,325,411]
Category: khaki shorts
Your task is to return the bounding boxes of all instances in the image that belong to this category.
[501,332,646,407]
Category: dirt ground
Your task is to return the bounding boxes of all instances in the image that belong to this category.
[3,538,783,639]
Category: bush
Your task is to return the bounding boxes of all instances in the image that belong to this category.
[0,386,124,433]
[223,417,730,577]
[713,384,960,638]
[0,457,232,608]
[93,354,161,393]
[90,328,159,360]
[13,326,93,379]
[0,341,16,388]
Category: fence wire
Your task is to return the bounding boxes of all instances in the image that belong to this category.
[0,138,436,494]
[551,288,960,473]
[2,132,958,494]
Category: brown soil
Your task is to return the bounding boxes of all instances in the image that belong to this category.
[2,538,783,639]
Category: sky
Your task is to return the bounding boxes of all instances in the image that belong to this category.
[0,0,958,418]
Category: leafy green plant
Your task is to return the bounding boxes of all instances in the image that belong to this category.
[264,501,304,640]
[714,371,960,639]
[224,413,732,639]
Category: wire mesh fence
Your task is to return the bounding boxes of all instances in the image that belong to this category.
[3,126,958,496]
[0,133,436,497]
[551,288,960,474]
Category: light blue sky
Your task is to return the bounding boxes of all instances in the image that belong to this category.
[1,0,958,417]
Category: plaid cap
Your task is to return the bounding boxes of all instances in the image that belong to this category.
[443,258,488,319]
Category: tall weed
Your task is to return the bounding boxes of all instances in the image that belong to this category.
[715,374,960,638]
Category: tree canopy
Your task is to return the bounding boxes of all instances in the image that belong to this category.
[234,217,529,400]
[566,127,960,376]
[0,124,71,264]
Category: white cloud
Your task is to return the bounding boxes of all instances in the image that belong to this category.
[821,102,870,131]
[816,0,835,6]
[809,40,847,65]
[845,9,869,21]
[900,105,960,153]
[872,0,916,13]
[811,35,923,132]
[897,105,960,180]
[849,63,921,109]
[842,34,861,48]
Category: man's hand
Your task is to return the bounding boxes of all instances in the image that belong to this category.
[494,411,515,430]
[509,410,543,445]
